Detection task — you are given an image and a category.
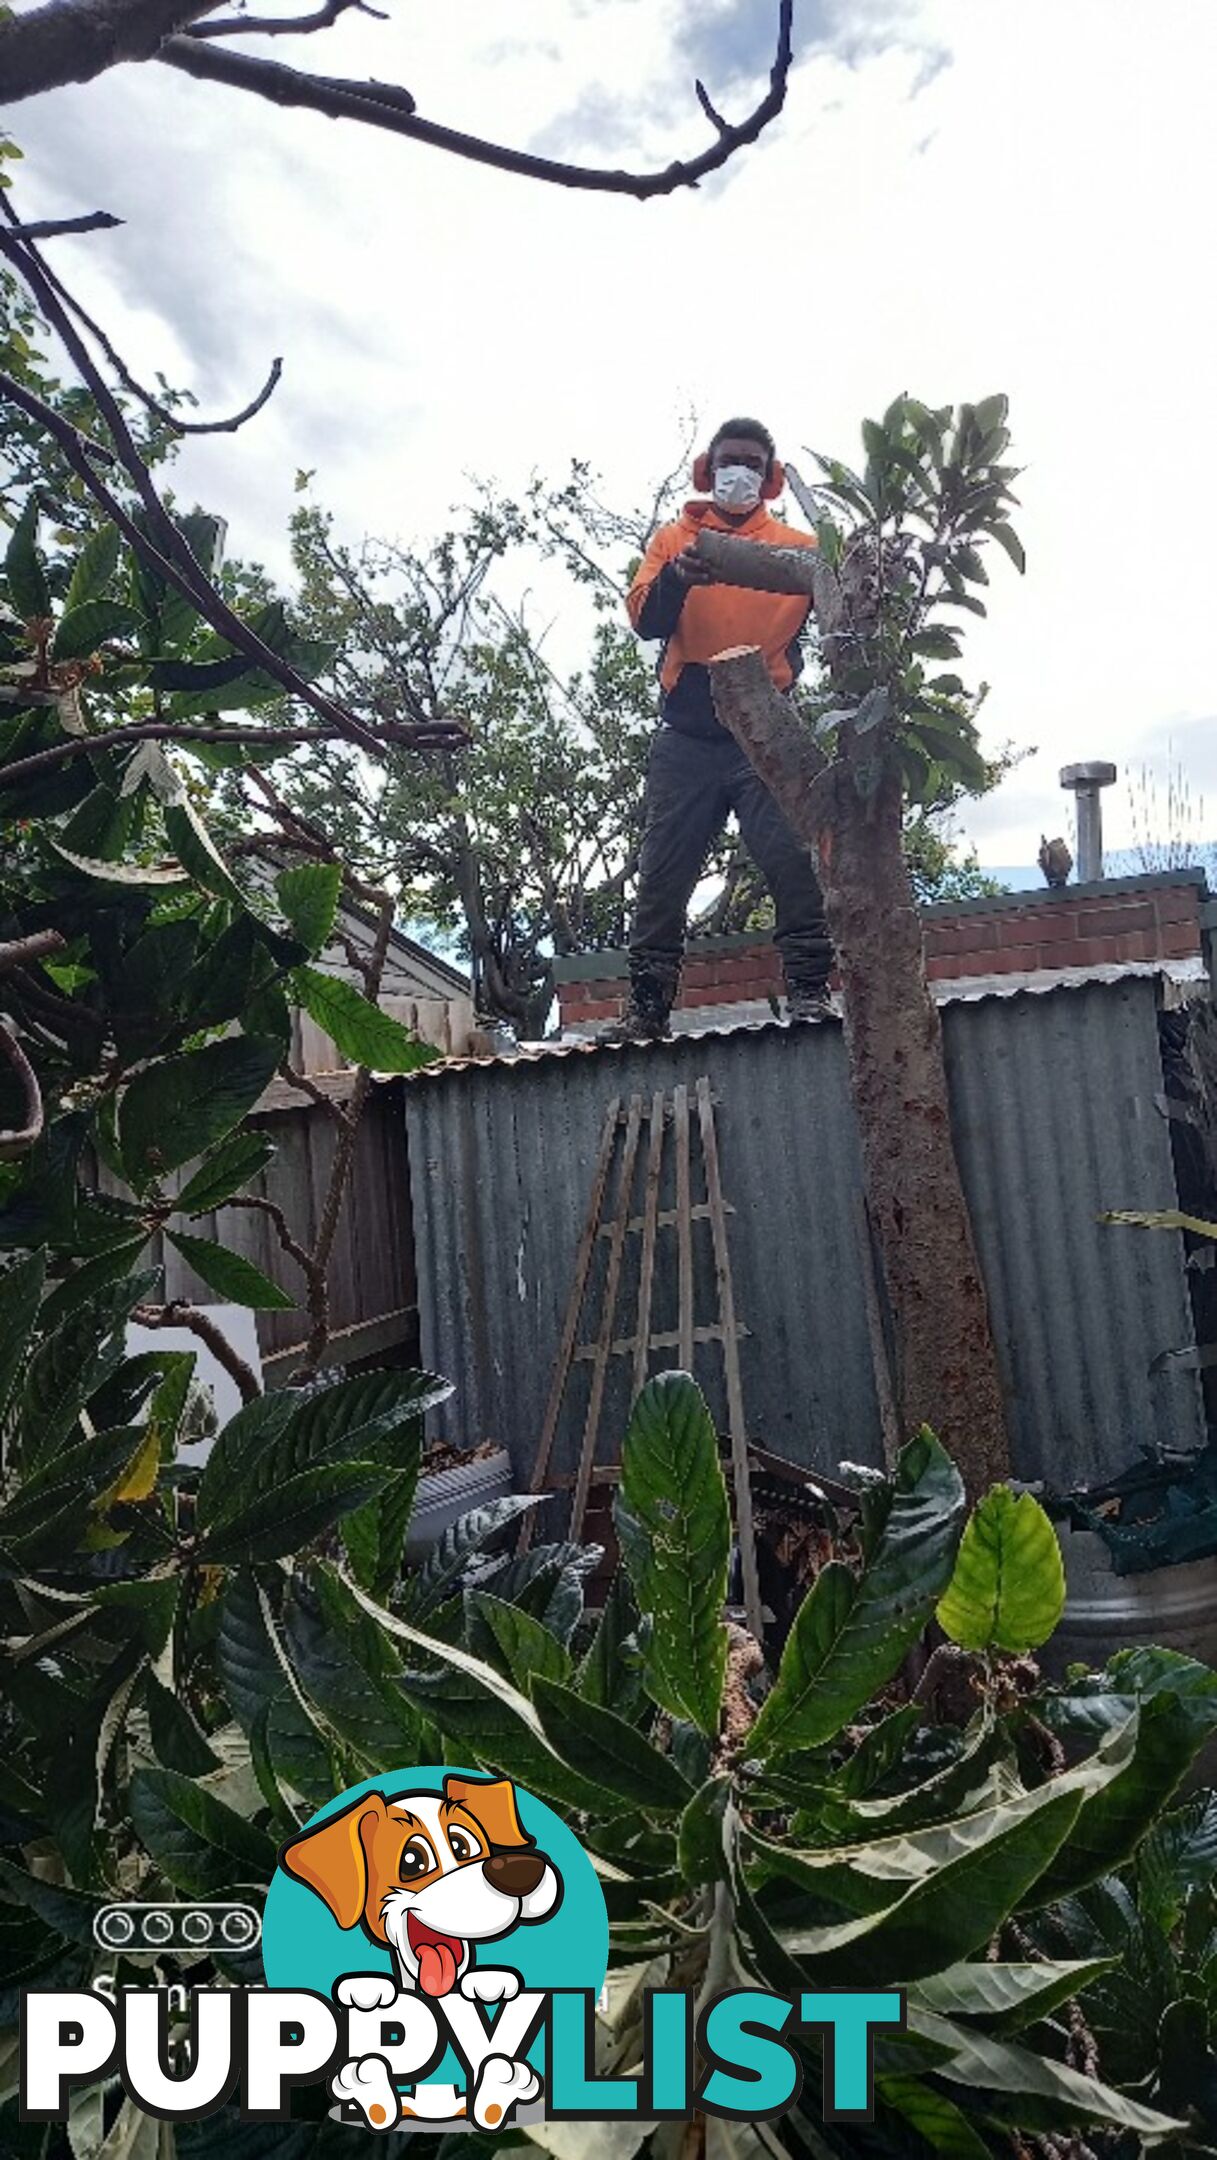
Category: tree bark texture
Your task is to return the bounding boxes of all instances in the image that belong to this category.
[707,640,1010,1498]
[0,0,221,103]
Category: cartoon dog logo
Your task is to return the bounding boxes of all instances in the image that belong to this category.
[281,1773,562,2131]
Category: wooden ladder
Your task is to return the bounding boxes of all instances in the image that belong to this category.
[521,1075,763,1640]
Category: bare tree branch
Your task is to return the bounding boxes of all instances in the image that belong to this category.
[707,644,840,839]
[5,212,124,241]
[156,0,794,199]
[0,930,67,975]
[0,0,792,199]
[0,360,467,754]
[221,1191,314,1279]
[0,719,328,788]
[695,80,730,136]
[0,0,224,104]
[276,1056,354,1127]
[132,1299,262,1401]
[0,207,397,757]
[187,0,384,37]
[0,709,465,792]
[141,355,284,438]
[1,192,285,438]
[0,1019,45,1160]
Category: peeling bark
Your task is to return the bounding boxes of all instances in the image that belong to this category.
[708,641,1010,1498]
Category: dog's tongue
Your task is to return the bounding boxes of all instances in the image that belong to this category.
[407,1915,463,1998]
[417,1939,458,1998]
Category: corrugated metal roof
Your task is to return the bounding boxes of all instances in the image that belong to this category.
[402,973,1206,1498]
[405,958,1207,1080]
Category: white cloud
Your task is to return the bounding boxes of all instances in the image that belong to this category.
[8,0,1217,867]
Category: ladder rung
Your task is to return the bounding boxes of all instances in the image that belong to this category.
[572,1322,751,1362]
[596,1201,734,1239]
[614,1094,719,1126]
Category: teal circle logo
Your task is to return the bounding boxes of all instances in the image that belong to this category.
[261,1766,608,2129]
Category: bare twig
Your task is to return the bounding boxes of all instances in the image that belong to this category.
[187,0,384,37]
[338,931,367,981]
[0,1019,45,1159]
[221,1191,314,1280]
[0,710,462,792]
[0,200,397,745]
[0,718,327,789]
[1066,1999,1100,2080]
[5,211,124,241]
[242,766,398,908]
[157,0,794,199]
[244,765,342,855]
[0,361,465,756]
[132,1299,262,1401]
[695,80,729,136]
[1023,1709,1066,1777]
[0,930,67,975]
[10,209,285,437]
[276,1057,352,1130]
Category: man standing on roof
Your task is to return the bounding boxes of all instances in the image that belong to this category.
[615,416,834,1042]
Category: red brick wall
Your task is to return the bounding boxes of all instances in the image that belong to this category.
[554,878,1206,1029]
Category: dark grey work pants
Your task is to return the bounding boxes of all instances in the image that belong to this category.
[629,725,833,995]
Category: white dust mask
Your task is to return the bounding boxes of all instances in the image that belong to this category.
[712,464,764,513]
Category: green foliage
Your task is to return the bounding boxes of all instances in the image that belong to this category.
[615,1370,730,1735]
[748,1428,964,1759]
[163,1228,295,1310]
[5,494,48,618]
[0,1303,1211,2160]
[903,801,1011,905]
[937,1484,1066,1653]
[0,319,1197,2160]
[0,428,439,1317]
[118,1036,281,1194]
[257,485,696,1031]
[291,964,439,1073]
[275,860,342,954]
[1021,1775,1217,2140]
[805,395,1026,812]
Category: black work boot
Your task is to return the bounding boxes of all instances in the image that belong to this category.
[598,962,678,1044]
[785,978,834,1024]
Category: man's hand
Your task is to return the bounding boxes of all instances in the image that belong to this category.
[671,545,716,586]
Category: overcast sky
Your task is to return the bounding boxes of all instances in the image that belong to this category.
[10,0,1217,868]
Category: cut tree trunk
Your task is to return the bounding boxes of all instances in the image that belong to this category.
[707,640,1010,1498]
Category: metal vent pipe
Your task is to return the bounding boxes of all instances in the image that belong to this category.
[1060,762,1117,882]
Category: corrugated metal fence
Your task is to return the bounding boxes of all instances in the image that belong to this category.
[403,976,1205,1489]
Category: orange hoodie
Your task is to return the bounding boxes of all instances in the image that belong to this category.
[626,498,817,739]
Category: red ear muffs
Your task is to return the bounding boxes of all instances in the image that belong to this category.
[692,452,785,498]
